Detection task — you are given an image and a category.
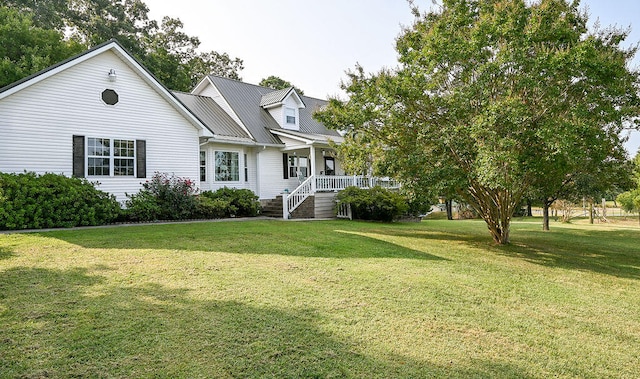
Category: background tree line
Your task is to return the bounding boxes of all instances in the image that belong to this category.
[0,0,243,91]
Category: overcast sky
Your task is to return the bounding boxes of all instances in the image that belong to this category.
[144,0,640,155]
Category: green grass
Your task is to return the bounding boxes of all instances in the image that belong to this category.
[1,219,639,378]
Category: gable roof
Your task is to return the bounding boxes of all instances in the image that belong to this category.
[173,92,255,144]
[259,87,305,109]
[0,39,213,137]
[204,76,341,146]
[259,88,293,107]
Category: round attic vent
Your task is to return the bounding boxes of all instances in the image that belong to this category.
[101,89,119,105]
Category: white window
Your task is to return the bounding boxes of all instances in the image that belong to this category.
[87,137,135,176]
[200,151,206,182]
[288,155,308,178]
[285,107,296,125]
[244,153,248,182]
[114,139,135,176]
[215,151,239,181]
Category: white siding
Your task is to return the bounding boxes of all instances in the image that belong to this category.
[267,106,284,128]
[256,147,297,200]
[0,51,200,202]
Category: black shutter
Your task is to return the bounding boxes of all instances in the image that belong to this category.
[283,153,289,179]
[136,140,146,178]
[72,135,85,178]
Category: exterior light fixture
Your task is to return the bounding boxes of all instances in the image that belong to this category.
[107,69,117,82]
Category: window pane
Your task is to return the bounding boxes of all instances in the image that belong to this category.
[88,157,109,176]
[285,108,296,124]
[88,138,110,157]
[299,157,308,178]
[289,156,297,177]
[215,151,239,181]
[114,158,134,176]
[200,151,206,182]
[114,139,134,157]
[244,153,248,182]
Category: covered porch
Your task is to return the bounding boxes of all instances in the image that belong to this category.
[282,174,400,219]
[270,128,399,219]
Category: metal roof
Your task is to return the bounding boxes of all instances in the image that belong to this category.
[296,95,341,137]
[259,87,293,107]
[271,129,344,145]
[207,76,283,145]
[173,92,251,141]
[207,76,341,146]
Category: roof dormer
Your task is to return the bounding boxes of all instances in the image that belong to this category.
[260,88,305,131]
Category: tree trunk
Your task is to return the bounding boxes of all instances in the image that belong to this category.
[589,201,594,224]
[463,186,521,245]
[542,202,550,231]
[526,199,532,217]
[445,199,453,220]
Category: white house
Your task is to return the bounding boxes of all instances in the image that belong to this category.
[0,40,211,202]
[0,40,397,219]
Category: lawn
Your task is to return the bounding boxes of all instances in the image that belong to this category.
[1,218,639,378]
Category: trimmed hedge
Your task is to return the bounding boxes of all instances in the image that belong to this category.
[336,186,408,222]
[200,187,261,217]
[124,174,262,221]
[0,172,121,230]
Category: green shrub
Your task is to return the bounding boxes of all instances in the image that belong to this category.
[0,172,121,230]
[200,187,261,217]
[124,172,198,221]
[336,186,408,222]
[123,190,162,222]
[195,196,237,219]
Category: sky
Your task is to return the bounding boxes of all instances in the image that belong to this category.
[144,0,640,155]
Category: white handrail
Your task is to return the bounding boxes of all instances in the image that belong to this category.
[283,175,315,218]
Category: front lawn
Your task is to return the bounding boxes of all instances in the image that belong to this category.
[1,219,638,378]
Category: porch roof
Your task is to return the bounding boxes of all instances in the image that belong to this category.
[270,129,344,146]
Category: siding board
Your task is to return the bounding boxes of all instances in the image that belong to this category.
[0,51,201,202]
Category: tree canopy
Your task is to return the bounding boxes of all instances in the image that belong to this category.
[259,75,304,95]
[315,0,640,244]
[0,0,243,91]
[0,6,85,87]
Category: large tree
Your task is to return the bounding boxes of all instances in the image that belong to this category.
[316,0,640,244]
[1,0,243,91]
[0,6,85,87]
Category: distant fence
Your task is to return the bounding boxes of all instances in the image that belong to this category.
[530,208,639,218]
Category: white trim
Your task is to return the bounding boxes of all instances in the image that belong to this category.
[86,136,136,178]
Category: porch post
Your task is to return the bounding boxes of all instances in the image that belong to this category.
[282,194,289,219]
[309,146,316,193]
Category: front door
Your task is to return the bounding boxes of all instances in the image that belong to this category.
[324,157,335,176]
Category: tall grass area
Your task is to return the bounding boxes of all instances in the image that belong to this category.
[1,219,638,378]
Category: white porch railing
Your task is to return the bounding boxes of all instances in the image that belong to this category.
[315,175,400,192]
[282,175,400,219]
[336,202,352,219]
